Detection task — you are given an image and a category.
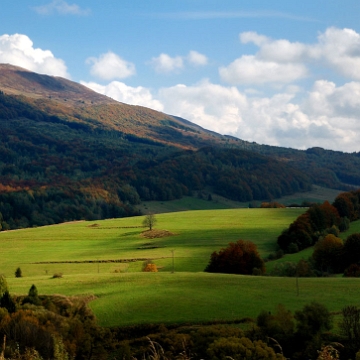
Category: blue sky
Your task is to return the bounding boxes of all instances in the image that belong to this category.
[1,1,360,152]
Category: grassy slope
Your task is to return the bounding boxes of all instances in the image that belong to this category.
[8,272,360,327]
[4,208,360,328]
[138,185,342,215]
[1,208,303,277]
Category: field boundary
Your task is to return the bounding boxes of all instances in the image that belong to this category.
[32,257,170,264]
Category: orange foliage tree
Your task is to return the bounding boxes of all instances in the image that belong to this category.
[205,239,265,275]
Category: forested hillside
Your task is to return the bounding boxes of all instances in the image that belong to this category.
[0,64,360,230]
[0,90,313,229]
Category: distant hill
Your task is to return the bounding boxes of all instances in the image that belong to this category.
[0,64,359,229]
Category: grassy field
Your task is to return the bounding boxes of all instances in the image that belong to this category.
[139,185,342,214]
[7,271,360,327]
[3,207,360,328]
[0,208,304,277]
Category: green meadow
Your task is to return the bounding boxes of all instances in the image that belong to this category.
[1,208,359,328]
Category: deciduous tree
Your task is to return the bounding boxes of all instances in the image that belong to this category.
[205,239,265,275]
[142,213,157,231]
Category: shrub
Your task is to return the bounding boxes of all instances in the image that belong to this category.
[344,264,360,277]
[142,260,158,272]
[22,284,41,306]
[295,301,332,338]
[143,264,158,272]
[0,275,8,298]
[0,290,16,313]
[205,239,265,275]
[15,267,22,278]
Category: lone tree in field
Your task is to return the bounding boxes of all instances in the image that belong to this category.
[15,267,22,278]
[205,239,265,275]
[142,213,157,231]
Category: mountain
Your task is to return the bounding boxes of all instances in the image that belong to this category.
[0,63,238,150]
[0,64,358,230]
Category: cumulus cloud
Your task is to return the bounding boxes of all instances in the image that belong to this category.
[240,31,268,47]
[149,50,208,73]
[149,53,184,73]
[86,52,136,80]
[81,80,164,111]
[316,27,360,79]
[156,79,360,152]
[159,80,246,134]
[219,55,308,85]
[221,27,360,86]
[187,50,208,66]
[82,72,360,152]
[34,0,90,16]
[0,33,69,77]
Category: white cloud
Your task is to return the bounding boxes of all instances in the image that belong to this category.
[156,79,360,152]
[221,27,360,86]
[240,31,268,47]
[34,0,90,16]
[316,27,360,80]
[149,53,184,73]
[187,51,208,66]
[86,52,136,81]
[219,55,308,85]
[0,33,69,77]
[82,73,360,152]
[159,80,247,134]
[81,80,164,111]
[149,50,208,74]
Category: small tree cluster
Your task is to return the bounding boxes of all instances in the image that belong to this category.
[256,302,332,359]
[260,201,285,208]
[205,239,265,275]
[311,233,360,275]
[277,201,340,253]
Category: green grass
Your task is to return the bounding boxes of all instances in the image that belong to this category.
[5,207,360,328]
[139,185,341,214]
[7,272,360,327]
[0,208,304,277]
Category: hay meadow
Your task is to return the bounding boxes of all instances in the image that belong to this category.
[1,208,359,327]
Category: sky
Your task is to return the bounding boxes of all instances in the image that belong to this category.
[1,1,360,152]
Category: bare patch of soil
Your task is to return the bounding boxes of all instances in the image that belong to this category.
[141,229,175,239]
[87,223,100,228]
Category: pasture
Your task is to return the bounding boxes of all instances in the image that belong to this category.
[0,208,304,277]
[2,208,360,328]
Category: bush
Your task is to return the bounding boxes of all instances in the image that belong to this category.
[205,239,265,275]
[142,260,158,272]
[0,275,8,298]
[295,302,332,338]
[15,267,22,278]
[143,264,158,272]
[344,264,360,277]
